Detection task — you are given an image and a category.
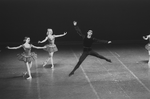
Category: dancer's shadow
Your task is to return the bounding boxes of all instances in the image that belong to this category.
[30,72,43,78]
[0,75,26,80]
[139,60,149,64]
[0,75,23,80]
[43,63,62,69]
[136,60,150,72]
[0,72,43,80]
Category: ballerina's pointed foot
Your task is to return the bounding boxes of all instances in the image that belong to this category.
[27,76,32,80]
[51,65,54,69]
[43,62,47,67]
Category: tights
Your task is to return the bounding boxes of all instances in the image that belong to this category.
[71,49,109,73]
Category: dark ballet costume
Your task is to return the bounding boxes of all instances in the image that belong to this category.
[18,45,37,63]
[69,25,111,76]
[44,37,58,53]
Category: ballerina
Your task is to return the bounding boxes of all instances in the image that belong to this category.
[38,28,67,69]
[7,37,46,79]
[143,34,150,68]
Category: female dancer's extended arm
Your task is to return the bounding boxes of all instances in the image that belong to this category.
[31,44,46,49]
[38,36,48,43]
[7,45,22,49]
[143,35,150,40]
[54,32,67,38]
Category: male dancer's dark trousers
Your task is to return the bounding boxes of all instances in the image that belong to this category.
[70,48,109,73]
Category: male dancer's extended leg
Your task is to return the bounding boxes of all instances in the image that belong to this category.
[89,50,111,62]
[69,51,88,76]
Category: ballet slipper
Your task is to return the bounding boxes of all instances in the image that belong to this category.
[27,76,32,80]
[51,64,54,69]
[43,62,47,67]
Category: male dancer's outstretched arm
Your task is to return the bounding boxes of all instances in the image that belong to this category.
[73,21,85,38]
[93,38,112,44]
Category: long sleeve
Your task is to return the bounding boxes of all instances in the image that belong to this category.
[93,38,109,43]
[74,25,85,38]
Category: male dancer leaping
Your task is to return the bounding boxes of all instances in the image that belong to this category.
[69,21,112,76]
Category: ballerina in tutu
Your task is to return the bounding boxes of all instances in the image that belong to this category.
[7,37,46,79]
[38,28,67,69]
[143,35,150,68]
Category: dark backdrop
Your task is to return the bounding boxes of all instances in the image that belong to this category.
[0,0,150,43]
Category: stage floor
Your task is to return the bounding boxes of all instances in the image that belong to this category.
[0,42,150,99]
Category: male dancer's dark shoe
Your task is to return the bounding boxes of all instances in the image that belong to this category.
[69,72,74,77]
[106,59,112,63]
